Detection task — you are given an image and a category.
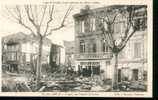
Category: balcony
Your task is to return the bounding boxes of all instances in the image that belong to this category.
[3,51,19,62]
[75,52,113,60]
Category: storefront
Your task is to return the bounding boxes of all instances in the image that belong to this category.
[5,61,19,73]
[117,62,147,82]
[77,62,100,77]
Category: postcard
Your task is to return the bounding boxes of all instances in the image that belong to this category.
[0,0,153,97]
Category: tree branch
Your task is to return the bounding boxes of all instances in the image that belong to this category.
[44,24,64,37]
[29,5,36,24]
[117,6,137,51]
[106,23,115,46]
[110,14,118,24]
[24,5,39,30]
[39,5,47,26]
[104,14,110,23]
[43,5,54,36]
[5,6,19,21]
[102,34,113,50]
[19,21,36,37]
[44,5,73,37]
[14,6,36,36]
[119,28,136,51]
[100,22,114,49]
[100,15,115,46]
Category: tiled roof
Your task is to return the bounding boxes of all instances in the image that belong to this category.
[2,32,52,46]
[2,32,30,44]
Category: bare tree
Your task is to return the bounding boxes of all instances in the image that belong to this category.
[94,5,147,90]
[5,5,72,89]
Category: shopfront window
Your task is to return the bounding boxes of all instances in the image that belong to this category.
[80,40,85,53]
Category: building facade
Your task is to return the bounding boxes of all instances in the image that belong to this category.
[73,5,147,81]
[2,32,61,74]
[117,17,147,82]
[64,40,75,69]
[73,6,113,78]
[49,43,62,72]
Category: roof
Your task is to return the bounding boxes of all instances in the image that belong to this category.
[2,32,53,46]
[51,42,63,48]
[64,40,74,45]
[73,5,147,19]
[2,32,31,44]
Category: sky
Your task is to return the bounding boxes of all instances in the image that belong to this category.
[0,4,103,46]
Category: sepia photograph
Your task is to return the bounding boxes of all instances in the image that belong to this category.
[0,0,153,97]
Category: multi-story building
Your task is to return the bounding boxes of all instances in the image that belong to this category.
[49,43,62,71]
[117,7,147,82]
[73,6,113,78]
[64,40,75,69]
[2,32,62,73]
[73,5,147,81]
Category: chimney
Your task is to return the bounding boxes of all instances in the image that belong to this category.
[80,5,90,14]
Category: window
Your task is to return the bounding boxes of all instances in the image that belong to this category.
[7,45,11,51]
[134,42,141,58]
[122,68,130,81]
[80,40,85,53]
[134,17,147,31]
[26,53,30,62]
[4,45,7,50]
[102,42,109,52]
[102,42,105,52]
[105,46,109,52]
[143,17,147,30]
[92,18,96,31]
[92,43,96,53]
[95,18,102,31]
[78,21,85,33]
[132,69,139,81]
[104,21,108,30]
[75,21,80,33]
[90,18,96,31]
[7,44,18,51]
[93,65,100,75]
[84,18,92,32]
[106,61,110,66]
[81,21,85,33]
[113,21,126,34]
[7,52,17,61]
[22,53,26,63]
[113,22,122,34]
[119,50,125,58]
[120,21,126,33]
[134,18,141,31]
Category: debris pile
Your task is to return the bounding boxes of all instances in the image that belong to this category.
[117,81,147,91]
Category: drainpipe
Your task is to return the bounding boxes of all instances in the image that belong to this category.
[91,65,93,77]
[59,48,61,67]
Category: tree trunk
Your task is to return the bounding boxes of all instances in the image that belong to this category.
[112,53,119,91]
[36,36,43,90]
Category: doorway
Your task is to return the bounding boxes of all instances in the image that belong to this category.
[118,69,121,82]
[132,69,138,81]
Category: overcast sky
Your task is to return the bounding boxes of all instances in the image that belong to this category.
[0,4,104,46]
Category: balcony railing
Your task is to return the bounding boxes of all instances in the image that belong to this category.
[2,51,19,62]
[75,52,113,60]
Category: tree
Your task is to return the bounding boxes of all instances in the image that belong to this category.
[94,5,147,90]
[5,5,72,90]
[49,44,59,72]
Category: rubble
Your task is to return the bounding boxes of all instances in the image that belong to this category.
[5,67,150,92]
[129,81,147,91]
[91,85,105,92]
[117,81,147,91]
[2,69,113,92]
